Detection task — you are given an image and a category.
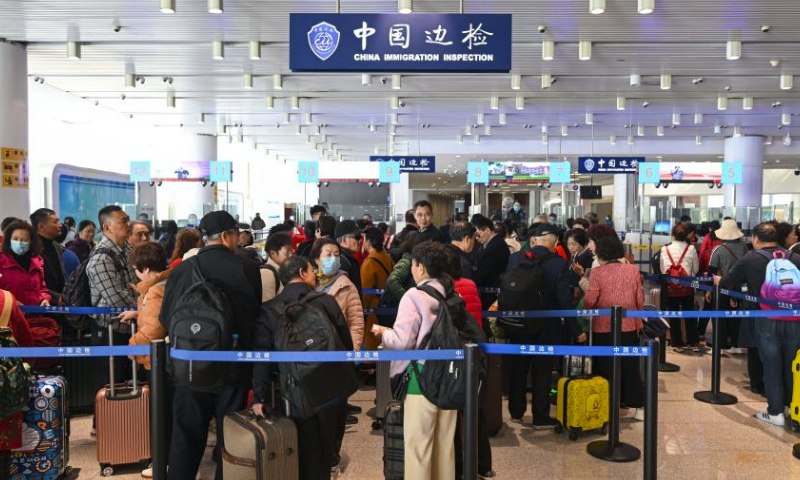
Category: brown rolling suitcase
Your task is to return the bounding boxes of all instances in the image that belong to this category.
[223,409,299,480]
[95,322,151,476]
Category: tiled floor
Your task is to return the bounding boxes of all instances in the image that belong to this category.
[61,349,800,480]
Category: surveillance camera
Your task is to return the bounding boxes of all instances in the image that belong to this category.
[379,77,388,85]
[692,78,698,85]
[537,25,547,34]
[112,20,122,33]
[794,167,799,176]
[761,25,771,33]
[399,100,406,108]
[120,94,126,100]
[162,77,169,83]
[642,101,650,108]
[724,85,732,91]
[770,59,781,68]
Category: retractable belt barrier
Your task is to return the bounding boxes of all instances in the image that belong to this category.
[16,305,131,315]
[643,274,800,310]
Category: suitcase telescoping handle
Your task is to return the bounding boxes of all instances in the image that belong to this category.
[107,320,141,400]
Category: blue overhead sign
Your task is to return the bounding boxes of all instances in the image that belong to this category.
[290,13,512,73]
[370,156,435,173]
[579,157,643,174]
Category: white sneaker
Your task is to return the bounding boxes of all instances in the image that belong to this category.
[754,411,785,427]
[729,347,745,355]
[510,417,523,424]
[141,467,153,478]
[634,408,645,421]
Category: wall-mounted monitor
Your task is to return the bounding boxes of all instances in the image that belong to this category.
[487,162,549,183]
[654,221,671,234]
[579,185,602,199]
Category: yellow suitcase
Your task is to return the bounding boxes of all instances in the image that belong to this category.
[555,375,609,441]
[791,350,800,433]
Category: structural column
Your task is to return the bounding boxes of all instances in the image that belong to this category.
[155,134,217,221]
[390,171,410,231]
[613,174,636,232]
[722,136,764,215]
[0,42,30,219]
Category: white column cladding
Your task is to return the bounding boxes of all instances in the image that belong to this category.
[390,171,410,231]
[155,134,217,220]
[613,174,635,231]
[723,135,764,207]
[0,42,30,219]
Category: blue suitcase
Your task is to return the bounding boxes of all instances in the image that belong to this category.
[8,376,70,480]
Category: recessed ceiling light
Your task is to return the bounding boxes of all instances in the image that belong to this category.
[212,40,224,60]
[398,0,413,14]
[511,74,522,90]
[160,0,175,14]
[638,0,654,14]
[578,41,592,61]
[660,74,672,90]
[273,74,283,90]
[542,40,555,61]
[243,73,253,90]
[726,40,741,60]
[742,97,754,110]
[781,74,794,90]
[616,96,626,111]
[249,41,261,60]
[208,0,223,14]
[67,41,81,60]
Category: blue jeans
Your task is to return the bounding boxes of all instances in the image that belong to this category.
[755,319,800,415]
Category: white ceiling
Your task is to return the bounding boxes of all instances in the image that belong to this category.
[7,0,800,188]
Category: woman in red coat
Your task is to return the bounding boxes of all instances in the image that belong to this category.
[0,221,51,307]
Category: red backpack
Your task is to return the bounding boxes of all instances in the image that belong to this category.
[665,245,694,297]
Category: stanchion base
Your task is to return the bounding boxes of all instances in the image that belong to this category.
[659,362,681,373]
[694,390,738,405]
[586,440,641,463]
[793,443,800,460]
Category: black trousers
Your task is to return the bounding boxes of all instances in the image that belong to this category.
[507,333,552,423]
[90,321,133,390]
[167,385,247,480]
[666,295,699,345]
[593,331,645,408]
[296,403,341,480]
[454,391,493,477]
[331,399,348,467]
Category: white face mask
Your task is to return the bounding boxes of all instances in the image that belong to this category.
[10,240,30,256]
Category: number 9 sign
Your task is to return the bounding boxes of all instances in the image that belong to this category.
[297,161,319,183]
[468,161,489,184]
[638,162,660,184]
[379,161,401,183]
[720,162,742,184]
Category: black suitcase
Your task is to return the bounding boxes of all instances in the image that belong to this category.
[383,401,404,480]
[62,331,96,415]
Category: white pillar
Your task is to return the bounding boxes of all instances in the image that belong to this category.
[0,43,30,219]
[613,174,635,231]
[155,135,217,221]
[390,171,410,231]
[723,135,764,207]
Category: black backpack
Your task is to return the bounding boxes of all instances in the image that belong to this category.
[411,283,487,411]
[61,247,123,332]
[167,256,234,393]
[497,252,553,335]
[271,292,359,419]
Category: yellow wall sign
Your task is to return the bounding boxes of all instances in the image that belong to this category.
[2,147,29,189]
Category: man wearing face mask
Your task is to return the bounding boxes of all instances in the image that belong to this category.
[506,201,527,226]
[30,208,65,303]
[334,220,363,295]
[160,211,262,480]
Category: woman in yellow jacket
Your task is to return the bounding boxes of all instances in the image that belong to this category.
[360,227,394,350]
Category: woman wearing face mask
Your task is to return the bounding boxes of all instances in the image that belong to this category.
[0,221,51,306]
[311,238,365,351]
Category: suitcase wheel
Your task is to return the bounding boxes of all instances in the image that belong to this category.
[554,424,563,434]
[372,419,383,431]
[568,431,579,441]
[101,465,114,477]
[601,424,608,435]
[791,421,800,433]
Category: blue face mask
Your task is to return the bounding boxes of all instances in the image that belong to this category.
[10,240,30,256]
[321,256,341,276]
[513,205,521,212]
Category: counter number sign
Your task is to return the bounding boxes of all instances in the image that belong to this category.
[468,161,489,184]
[298,161,319,183]
[549,161,571,183]
[379,161,401,183]
[720,162,743,184]
[210,161,232,182]
[129,161,151,183]
[638,162,660,184]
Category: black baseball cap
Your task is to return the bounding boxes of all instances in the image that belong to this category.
[334,220,361,239]
[199,211,238,237]
[533,224,560,237]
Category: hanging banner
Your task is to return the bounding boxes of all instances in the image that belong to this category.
[129,161,151,183]
[720,162,743,184]
[297,161,320,183]
[150,162,211,182]
[369,156,435,173]
[467,161,489,184]
[549,162,571,183]
[1,147,29,189]
[488,161,549,184]
[290,13,512,73]
[578,156,642,174]
[210,161,233,183]
[379,161,402,183]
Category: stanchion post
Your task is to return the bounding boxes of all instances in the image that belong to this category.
[464,343,479,480]
[693,285,737,405]
[150,340,167,480]
[587,306,641,462]
[644,338,659,480]
[656,274,680,373]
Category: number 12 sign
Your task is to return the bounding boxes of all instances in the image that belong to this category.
[130,161,151,183]
[297,161,319,183]
[549,162,571,183]
[720,162,743,184]
[638,162,660,184]
[468,161,489,184]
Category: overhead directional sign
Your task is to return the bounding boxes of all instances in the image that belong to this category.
[468,161,489,184]
[638,162,661,184]
[129,161,151,183]
[549,162,571,183]
[369,156,435,173]
[379,161,401,183]
[297,161,320,183]
[578,156,643,174]
[290,13,512,73]
[720,162,743,184]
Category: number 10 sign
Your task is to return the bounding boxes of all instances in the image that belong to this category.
[297,161,319,183]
